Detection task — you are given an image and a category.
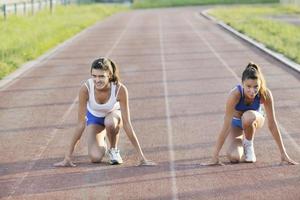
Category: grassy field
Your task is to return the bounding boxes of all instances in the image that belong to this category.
[0,4,128,80]
[209,5,300,64]
[1,2,298,80]
[132,0,278,8]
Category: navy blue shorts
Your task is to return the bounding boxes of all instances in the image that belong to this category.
[231,117,243,129]
[86,110,105,126]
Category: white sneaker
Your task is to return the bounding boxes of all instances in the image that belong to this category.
[108,148,123,165]
[243,139,256,163]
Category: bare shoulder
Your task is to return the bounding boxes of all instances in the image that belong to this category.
[117,82,128,96]
[228,86,240,102]
[263,88,273,104]
[79,82,89,99]
[266,88,272,96]
[224,86,240,117]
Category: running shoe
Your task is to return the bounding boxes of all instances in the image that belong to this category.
[243,139,256,163]
[108,148,123,165]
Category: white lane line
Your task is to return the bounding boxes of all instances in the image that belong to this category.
[6,14,136,200]
[158,16,178,200]
[6,98,78,200]
[186,16,239,81]
[185,14,300,153]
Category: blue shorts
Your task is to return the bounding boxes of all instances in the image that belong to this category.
[86,110,105,126]
[232,117,243,129]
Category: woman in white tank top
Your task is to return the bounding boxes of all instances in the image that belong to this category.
[54,57,155,166]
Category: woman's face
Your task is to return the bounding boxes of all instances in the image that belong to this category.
[242,78,261,99]
[91,69,110,90]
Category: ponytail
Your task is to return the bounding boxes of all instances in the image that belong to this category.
[108,58,120,84]
[246,62,258,71]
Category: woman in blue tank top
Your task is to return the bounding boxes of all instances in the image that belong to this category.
[207,62,298,165]
[54,57,155,167]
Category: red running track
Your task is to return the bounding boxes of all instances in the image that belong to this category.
[0,6,299,200]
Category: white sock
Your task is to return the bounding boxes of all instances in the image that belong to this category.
[244,138,253,146]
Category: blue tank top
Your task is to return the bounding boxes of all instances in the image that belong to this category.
[235,85,261,112]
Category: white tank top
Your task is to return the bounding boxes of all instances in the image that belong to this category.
[85,78,120,117]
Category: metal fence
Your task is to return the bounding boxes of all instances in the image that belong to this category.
[0,0,131,20]
[0,0,75,19]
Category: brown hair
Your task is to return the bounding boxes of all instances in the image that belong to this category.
[90,57,120,84]
[242,62,267,101]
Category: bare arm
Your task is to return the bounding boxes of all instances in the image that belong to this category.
[54,84,88,167]
[118,84,154,165]
[264,89,298,165]
[210,89,239,165]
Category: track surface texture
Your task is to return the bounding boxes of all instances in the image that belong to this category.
[1,6,299,200]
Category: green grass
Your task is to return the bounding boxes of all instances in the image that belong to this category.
[209,5,300,64]
[0,4,128,79]
[132,0,278,9]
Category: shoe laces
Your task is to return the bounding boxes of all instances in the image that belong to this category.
[245,144,254,155]
[110,148,120,156]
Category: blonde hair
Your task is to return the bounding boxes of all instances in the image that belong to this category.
[242,62,267,101]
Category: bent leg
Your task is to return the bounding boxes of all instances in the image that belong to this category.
[105,110,123,164]
[242,110,264,140]
[86,124,106,163]
[227,126,244,163]
[241,110,264,162]
[105,110,122,149]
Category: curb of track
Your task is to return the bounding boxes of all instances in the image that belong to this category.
[201,9,300,74]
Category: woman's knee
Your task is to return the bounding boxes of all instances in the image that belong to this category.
[105,115,120,132]
[227,150,243,163]
[227,140,243,163]
[242,111,257,129]
[88,146,106,163]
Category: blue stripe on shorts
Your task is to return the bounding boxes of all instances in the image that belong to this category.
[231,117,243,129]
[86,110,105,126]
